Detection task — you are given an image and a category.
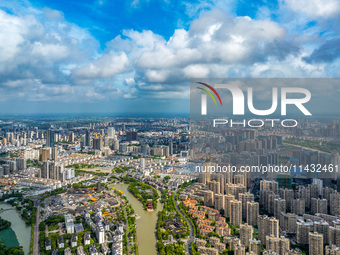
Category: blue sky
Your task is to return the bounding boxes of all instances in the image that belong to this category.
[0,0,339,115]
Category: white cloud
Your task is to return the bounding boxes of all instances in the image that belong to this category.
[124,78,136,86]
[283,0,340,18]
[111,9,291,88]
[72,51,130,80]
[0,1,339,109]
[0,7,98,85]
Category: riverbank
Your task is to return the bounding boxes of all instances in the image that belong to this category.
[121,177,159,210]
[110,183,163,255]
[0,203,31,254]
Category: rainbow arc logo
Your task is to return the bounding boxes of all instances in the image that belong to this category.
[197,82,222,106]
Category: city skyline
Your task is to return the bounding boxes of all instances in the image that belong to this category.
[0,0,340,114]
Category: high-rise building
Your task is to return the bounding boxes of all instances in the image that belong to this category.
[311,198,328,214]
[298,186,311,210]
[296,222,311,245]
[214,194,225,211]
[108,127,115,138]
[314,221,329,245]
[40,161,50,179]
[310,184,320,199]
[260,180,278,193]
[85,129,91,147]
[249,239,261,254]
[169,142,173,155]
[204,190,214,207]
[69,132,74,142]
[247,201,259,227]
[309,232,324,255]
[328,226,340,247]
[49,161,57,180]
[198,163,213,185]
[274,198,286,222]
[216,173,225,195]
[46,129,55,148]
[119,143,127,153]
[230,200,242,226]
[163,146,170,157]
[93,136,103,151]
[266,235,290,255]
[322,187,334,202]
[240,223,254,247]
[279,188,294,212]
[140,158,145,169]
[95,222,105,244]
[16,158,27,171]
[330,193,340,216]
[39,148,50,161]
[113,139,119,151]
[52,147,58,161]
[291,199,305,216]
[224,194,235,219]
[208,180,220,194]
[9,160,17,174]
[141,144,148,156]
[240,193,254,219]
[280,213,297,233]
[258,215,279,243]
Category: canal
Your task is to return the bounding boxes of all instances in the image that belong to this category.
[111,183,163,255]
[0,203,31,255]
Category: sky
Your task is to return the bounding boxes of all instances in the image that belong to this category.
[0,0,340,115]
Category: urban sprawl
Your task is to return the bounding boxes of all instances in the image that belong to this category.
[0,117,340,255]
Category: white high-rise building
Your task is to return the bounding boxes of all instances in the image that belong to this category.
[96,222,105,244]
[140,158,145,169]
[65,168,75,180]
[108,127,115,138]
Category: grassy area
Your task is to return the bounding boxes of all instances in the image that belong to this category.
[112,166,129,174]
[284,138,340,153]
[127,179,159,210]
[74,169,109,176]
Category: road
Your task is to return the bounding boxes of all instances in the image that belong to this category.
[33,199,41,255]
[174,188,194,255]
[122,205,132,254]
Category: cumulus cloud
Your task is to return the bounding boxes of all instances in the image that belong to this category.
[72,51,130,81]
[0,8,97,86]
[283,0,340,18]
[0,0,340,113]
[107,9,298,91]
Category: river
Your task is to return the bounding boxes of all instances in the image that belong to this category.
[110,183,163,255]
[0,203,31,255]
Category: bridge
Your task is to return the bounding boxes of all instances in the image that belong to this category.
[0,208,15,213]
